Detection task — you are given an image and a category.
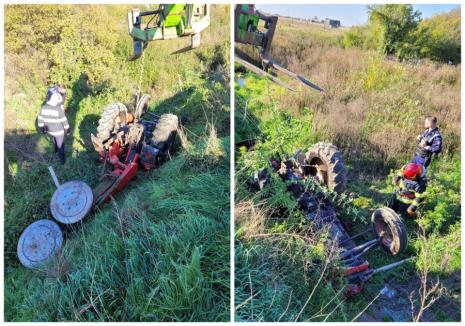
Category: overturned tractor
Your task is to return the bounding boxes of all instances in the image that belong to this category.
[17,95,179,268]
[90,94,178,206]
[241,141,411,295]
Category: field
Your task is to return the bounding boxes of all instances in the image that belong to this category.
[4,5,230,321]
[234,11,460,322]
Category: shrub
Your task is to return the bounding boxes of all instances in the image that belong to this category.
[342,26,366,49]
[419,8,461,64]
[367,4,422,58]
[342,5,461,63]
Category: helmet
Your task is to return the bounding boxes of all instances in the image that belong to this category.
[47,93,63,106]
[403,163,424,180]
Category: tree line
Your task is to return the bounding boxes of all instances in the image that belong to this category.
[342,5,461,64]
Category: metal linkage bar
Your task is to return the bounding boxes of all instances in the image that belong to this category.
[48,166,60,188]
[342,241,379,264]
[372,257,414,275]
[262,58,324,92]
[339,229,372,246]
[235,55,295,90]
[340,238,379,260]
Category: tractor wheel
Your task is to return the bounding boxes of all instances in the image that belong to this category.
[151,113,179,153]
[303,142,346,192]
[91,103,128,147]
[371,207,407,256]
[134,94,150,119]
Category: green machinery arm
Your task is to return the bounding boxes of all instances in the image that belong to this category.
[234,4,277,58]
[234,4,323,92]
[128,4,210,61]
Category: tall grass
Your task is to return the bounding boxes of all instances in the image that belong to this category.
[4,4,230,322]
[240,15,460,174]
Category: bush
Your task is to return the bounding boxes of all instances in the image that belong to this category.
[342,5,461,63]
[419,8,461,64]
[342,26,367,49]
[415,222,461,274]
[367,4,421,58]
[419,159,460,233]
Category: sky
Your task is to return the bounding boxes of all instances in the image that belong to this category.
[256,4,461,27]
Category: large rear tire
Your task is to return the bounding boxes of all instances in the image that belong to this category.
[303,142,346,192]
[151,114,179,154]
[371,207,407,255]
[91,103,128,148]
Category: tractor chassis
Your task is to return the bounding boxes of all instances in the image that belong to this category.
[92,141,141,207]
[237,139,412,296]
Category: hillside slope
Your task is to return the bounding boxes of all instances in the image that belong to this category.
[235,10,460,322]
[4,4,230,321]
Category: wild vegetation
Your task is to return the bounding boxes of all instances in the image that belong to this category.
[235,5,460,322]
[342,4,461,63]
[4,4,230,321]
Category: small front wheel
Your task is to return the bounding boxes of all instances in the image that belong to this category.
[371,207,407,255]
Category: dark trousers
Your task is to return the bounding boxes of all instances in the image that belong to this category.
[388,193,413,218]
[52,134,66,164]
[412,154,432,169]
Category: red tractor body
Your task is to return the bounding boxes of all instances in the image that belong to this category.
[90,97,179,207]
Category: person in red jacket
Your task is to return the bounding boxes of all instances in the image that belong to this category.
[389,163,427,218]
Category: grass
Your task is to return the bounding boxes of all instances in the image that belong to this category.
[6,148,230,321]
[234,14,460,322]
[4,4,230,322]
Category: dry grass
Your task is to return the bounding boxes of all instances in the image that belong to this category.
[255,18,460,167]
[234,201,267,240]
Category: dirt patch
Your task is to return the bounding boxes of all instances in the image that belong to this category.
[358,275,460,322]
[5,129,50,166]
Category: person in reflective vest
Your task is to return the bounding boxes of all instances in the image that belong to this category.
[389,163,427,218]
[37,92,71,164]
[412,116,442,168]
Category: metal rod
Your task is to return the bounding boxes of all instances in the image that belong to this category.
[339,229,372,246]
[262,58,324,92]
[342,241,379,263]
[48,166,60,188]
[235,56,295,91]
[340,238,379,260]
[372,257,415,275]
[139,9,162,17]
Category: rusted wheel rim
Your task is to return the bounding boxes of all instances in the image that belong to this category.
[309,157,329,187]
[50,181,93,224]
[374,219,394,248]
[17,219,63,268]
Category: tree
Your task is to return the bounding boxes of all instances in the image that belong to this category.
[419,8,461,63]
[367,4,421,59]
